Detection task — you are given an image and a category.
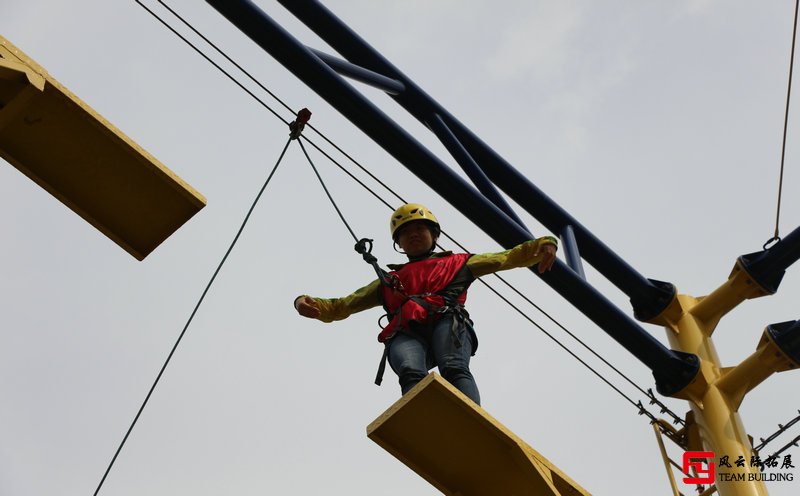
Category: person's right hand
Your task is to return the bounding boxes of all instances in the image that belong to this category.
[295,295,321,319]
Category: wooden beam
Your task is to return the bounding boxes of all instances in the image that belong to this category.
[368,373,591,496]
[0,35,205,260]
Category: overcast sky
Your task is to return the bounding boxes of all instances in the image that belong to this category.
[2,1,800,495]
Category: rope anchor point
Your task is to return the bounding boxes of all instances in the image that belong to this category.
[289,108,312,139]
[763,236,782,251]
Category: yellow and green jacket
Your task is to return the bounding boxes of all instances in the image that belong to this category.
[301,236,557,325]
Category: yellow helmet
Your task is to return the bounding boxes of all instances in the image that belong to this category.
[390,203,440,240]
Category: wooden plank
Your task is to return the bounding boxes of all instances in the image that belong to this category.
[0,35,205,260]
[367,373,591,496]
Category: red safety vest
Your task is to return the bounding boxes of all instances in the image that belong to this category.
[378,252,471,342]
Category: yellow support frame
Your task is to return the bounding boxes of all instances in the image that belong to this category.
[0,35,206,260]
[649,260,800,496]
[368,373,591,496]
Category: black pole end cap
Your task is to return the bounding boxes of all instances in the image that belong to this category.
[767,320,800,365]
[653,351,701,397]
[631,279,677,322]
[738,252,784,295]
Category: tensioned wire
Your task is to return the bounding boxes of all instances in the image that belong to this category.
[281,9,800,443]
[770,0,800,245]
[92,137,292,496]
[99,3,800,489]
[83,10,692,493]
[134,0,400,212]
[128,0,678,433]
[753,411,800,459]
[94,6,707,492]
[300,140,656,422]
[129,0,683,421]
[152,0,401,201]
[218,0,800,457]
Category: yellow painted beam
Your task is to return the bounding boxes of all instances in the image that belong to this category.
[0,35,206,260]
[367,373,591,496]
[717,327,799,411]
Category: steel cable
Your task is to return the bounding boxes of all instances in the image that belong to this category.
[769,0,799,246]
[93,137,293,495]
[132,0,684,441]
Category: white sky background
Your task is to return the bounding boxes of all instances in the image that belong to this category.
[1,1,799,495]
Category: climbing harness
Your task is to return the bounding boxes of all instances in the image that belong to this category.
[296,188,479,386]
[373,262,477,386]
[297,146,476,386]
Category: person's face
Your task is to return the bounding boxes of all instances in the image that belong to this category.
[396,221,435,257]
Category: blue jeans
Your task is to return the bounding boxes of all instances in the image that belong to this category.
[387,314,480,405]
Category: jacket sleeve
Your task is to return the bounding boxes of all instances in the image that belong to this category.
[466,236,558,278]
[300,279,382,323]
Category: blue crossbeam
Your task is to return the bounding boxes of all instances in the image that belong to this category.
[427,113,529,232]
[561,225,586,280]
[309,48,405,95]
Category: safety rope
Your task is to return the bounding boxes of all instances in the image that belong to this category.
[93,119,301,495]
[292,138,656,404]
[766,0,800,250]
[292,136,685,424]
[297,139,405,293]
[297,139,359,243]
[135,0,685,436]
[152,0,402,207]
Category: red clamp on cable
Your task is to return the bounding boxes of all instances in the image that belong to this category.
[289,108,312,139]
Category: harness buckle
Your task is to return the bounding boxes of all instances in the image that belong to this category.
[386,273,406,293]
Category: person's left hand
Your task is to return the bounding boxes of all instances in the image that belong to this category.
[536,243,557,273]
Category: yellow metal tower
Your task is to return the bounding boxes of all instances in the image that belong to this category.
[649,259,800,495]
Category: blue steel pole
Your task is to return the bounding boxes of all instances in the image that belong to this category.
[561,225,586,280]
[312,47,527,231]
[309,48,405,95]
[206,0,699,394]
[427,113,530,232]
[275,0,675,321]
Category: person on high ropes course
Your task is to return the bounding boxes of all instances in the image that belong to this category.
[294,203,558,405]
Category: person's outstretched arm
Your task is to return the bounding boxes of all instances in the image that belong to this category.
[467,236,558,278]
[294,279,382,322]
